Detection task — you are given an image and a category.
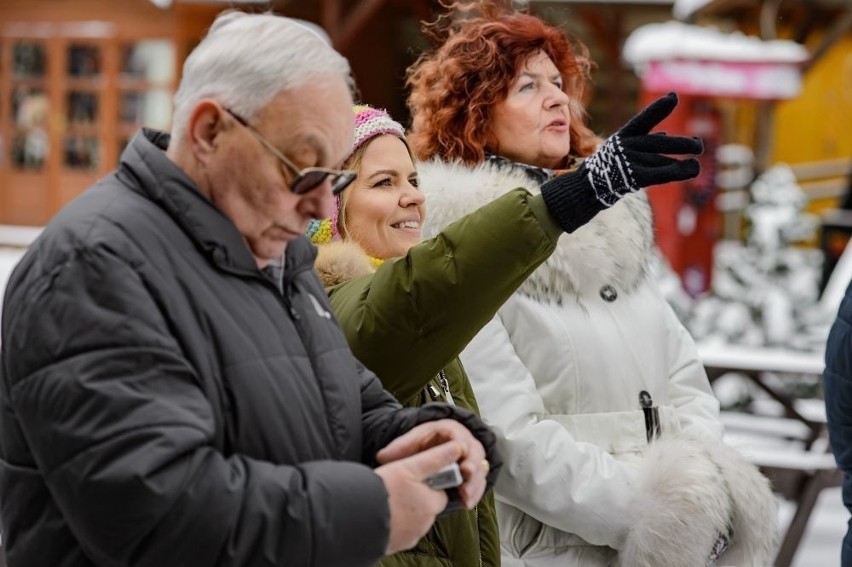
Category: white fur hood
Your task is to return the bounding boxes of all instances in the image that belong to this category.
[418,159,656,303]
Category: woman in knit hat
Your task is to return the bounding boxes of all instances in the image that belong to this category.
[307,102,705,566]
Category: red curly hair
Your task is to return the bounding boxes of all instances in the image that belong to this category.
[406,2,597,166]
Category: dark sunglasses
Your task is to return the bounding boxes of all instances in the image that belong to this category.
[224,108,356,195]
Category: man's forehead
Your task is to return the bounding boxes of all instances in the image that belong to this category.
[305,111,354,167]
[269,79,353,165]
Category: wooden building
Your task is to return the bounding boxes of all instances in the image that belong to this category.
[0,0,256,225]
[0,0,687,226]
[679,0,851,166]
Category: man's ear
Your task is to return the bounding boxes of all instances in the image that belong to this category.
[187,99,227,161]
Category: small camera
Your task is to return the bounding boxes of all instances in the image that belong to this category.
[424,462,463,490]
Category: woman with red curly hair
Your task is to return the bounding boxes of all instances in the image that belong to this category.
[407,3,777,566]
[407,3,597,167]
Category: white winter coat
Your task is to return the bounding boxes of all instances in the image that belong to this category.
[419,159,778,567]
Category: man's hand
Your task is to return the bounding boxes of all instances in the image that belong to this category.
[375,441,458,554]
[377,418,489,509]
[374,420,490,555]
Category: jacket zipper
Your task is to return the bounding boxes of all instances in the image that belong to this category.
[475,505,482,567]
[438,370,455,406]
[639,390,660,442]
[281,281,301,321]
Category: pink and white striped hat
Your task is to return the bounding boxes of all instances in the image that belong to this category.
[349,105,406,161]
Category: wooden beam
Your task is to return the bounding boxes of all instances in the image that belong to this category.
[687,0,753,18]
[754,100,775,175]
[792,3,820,45]
[576,6,629,132]
[802,6,852,73]
[759,0,781,39]
[334,0,389,53]
[320,0,342,45]
[409,0,433,25]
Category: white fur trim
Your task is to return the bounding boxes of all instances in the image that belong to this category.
[418,159,655,304]
[705,441,779,566]
[313,240,375,288]
[621,435,777,567]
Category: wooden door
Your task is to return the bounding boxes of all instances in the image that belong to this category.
[1,36,52,225]
[0,23,177,226]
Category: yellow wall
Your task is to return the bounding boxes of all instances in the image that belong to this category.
[774,34,852,164]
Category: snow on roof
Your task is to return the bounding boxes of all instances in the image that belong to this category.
[623,21,810,66]
[148,0,266,7]
[672,0,713,20]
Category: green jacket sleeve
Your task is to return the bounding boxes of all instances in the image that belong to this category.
[327,188,560,403]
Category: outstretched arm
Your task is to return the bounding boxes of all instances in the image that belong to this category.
[331,93,701,405]
[329,188,559,403]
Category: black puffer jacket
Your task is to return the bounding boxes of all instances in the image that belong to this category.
[0,130,497,567]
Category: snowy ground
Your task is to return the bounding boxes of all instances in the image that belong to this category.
[786,486,847,567]
[0,247,25,315]
[0,245,849,564]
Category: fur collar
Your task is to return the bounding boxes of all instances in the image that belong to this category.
[313,240,376,288]
[418,159,655,304]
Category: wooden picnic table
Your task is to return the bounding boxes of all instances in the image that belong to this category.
[698,340,842,567]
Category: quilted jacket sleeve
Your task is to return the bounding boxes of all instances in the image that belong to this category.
[328,189,560,404]
[0,245,389,567]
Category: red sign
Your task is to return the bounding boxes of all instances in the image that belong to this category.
[642,59,803,100]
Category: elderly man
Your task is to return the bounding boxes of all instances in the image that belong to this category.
[0,11,496,567]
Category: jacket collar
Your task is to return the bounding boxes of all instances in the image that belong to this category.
[118,129,316,278]
[313,240,376,288]
[483,153,579,185]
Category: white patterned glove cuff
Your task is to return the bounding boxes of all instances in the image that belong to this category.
[584,133,639,206]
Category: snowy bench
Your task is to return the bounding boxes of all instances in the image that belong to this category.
[694,236,852,565]
[698,344,840,567]
[700,342,826,441]
[723,414,840,567]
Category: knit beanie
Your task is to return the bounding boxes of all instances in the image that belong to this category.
[350,104,406,158]
[307,105,406,244]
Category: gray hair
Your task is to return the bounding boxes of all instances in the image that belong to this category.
[171,10,352,140]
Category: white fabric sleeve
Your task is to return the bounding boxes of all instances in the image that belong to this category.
[460,314,638,550]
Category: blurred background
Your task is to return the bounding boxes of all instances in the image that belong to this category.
[0,1,851,565]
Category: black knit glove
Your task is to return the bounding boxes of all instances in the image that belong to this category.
[541,92,703,233]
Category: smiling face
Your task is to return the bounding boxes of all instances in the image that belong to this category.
[489,51,573,169]
[341,134,425,260]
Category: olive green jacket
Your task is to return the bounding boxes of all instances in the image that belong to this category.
[315,188,561,567]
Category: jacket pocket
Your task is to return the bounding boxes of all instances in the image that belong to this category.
[506,507,546,558]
